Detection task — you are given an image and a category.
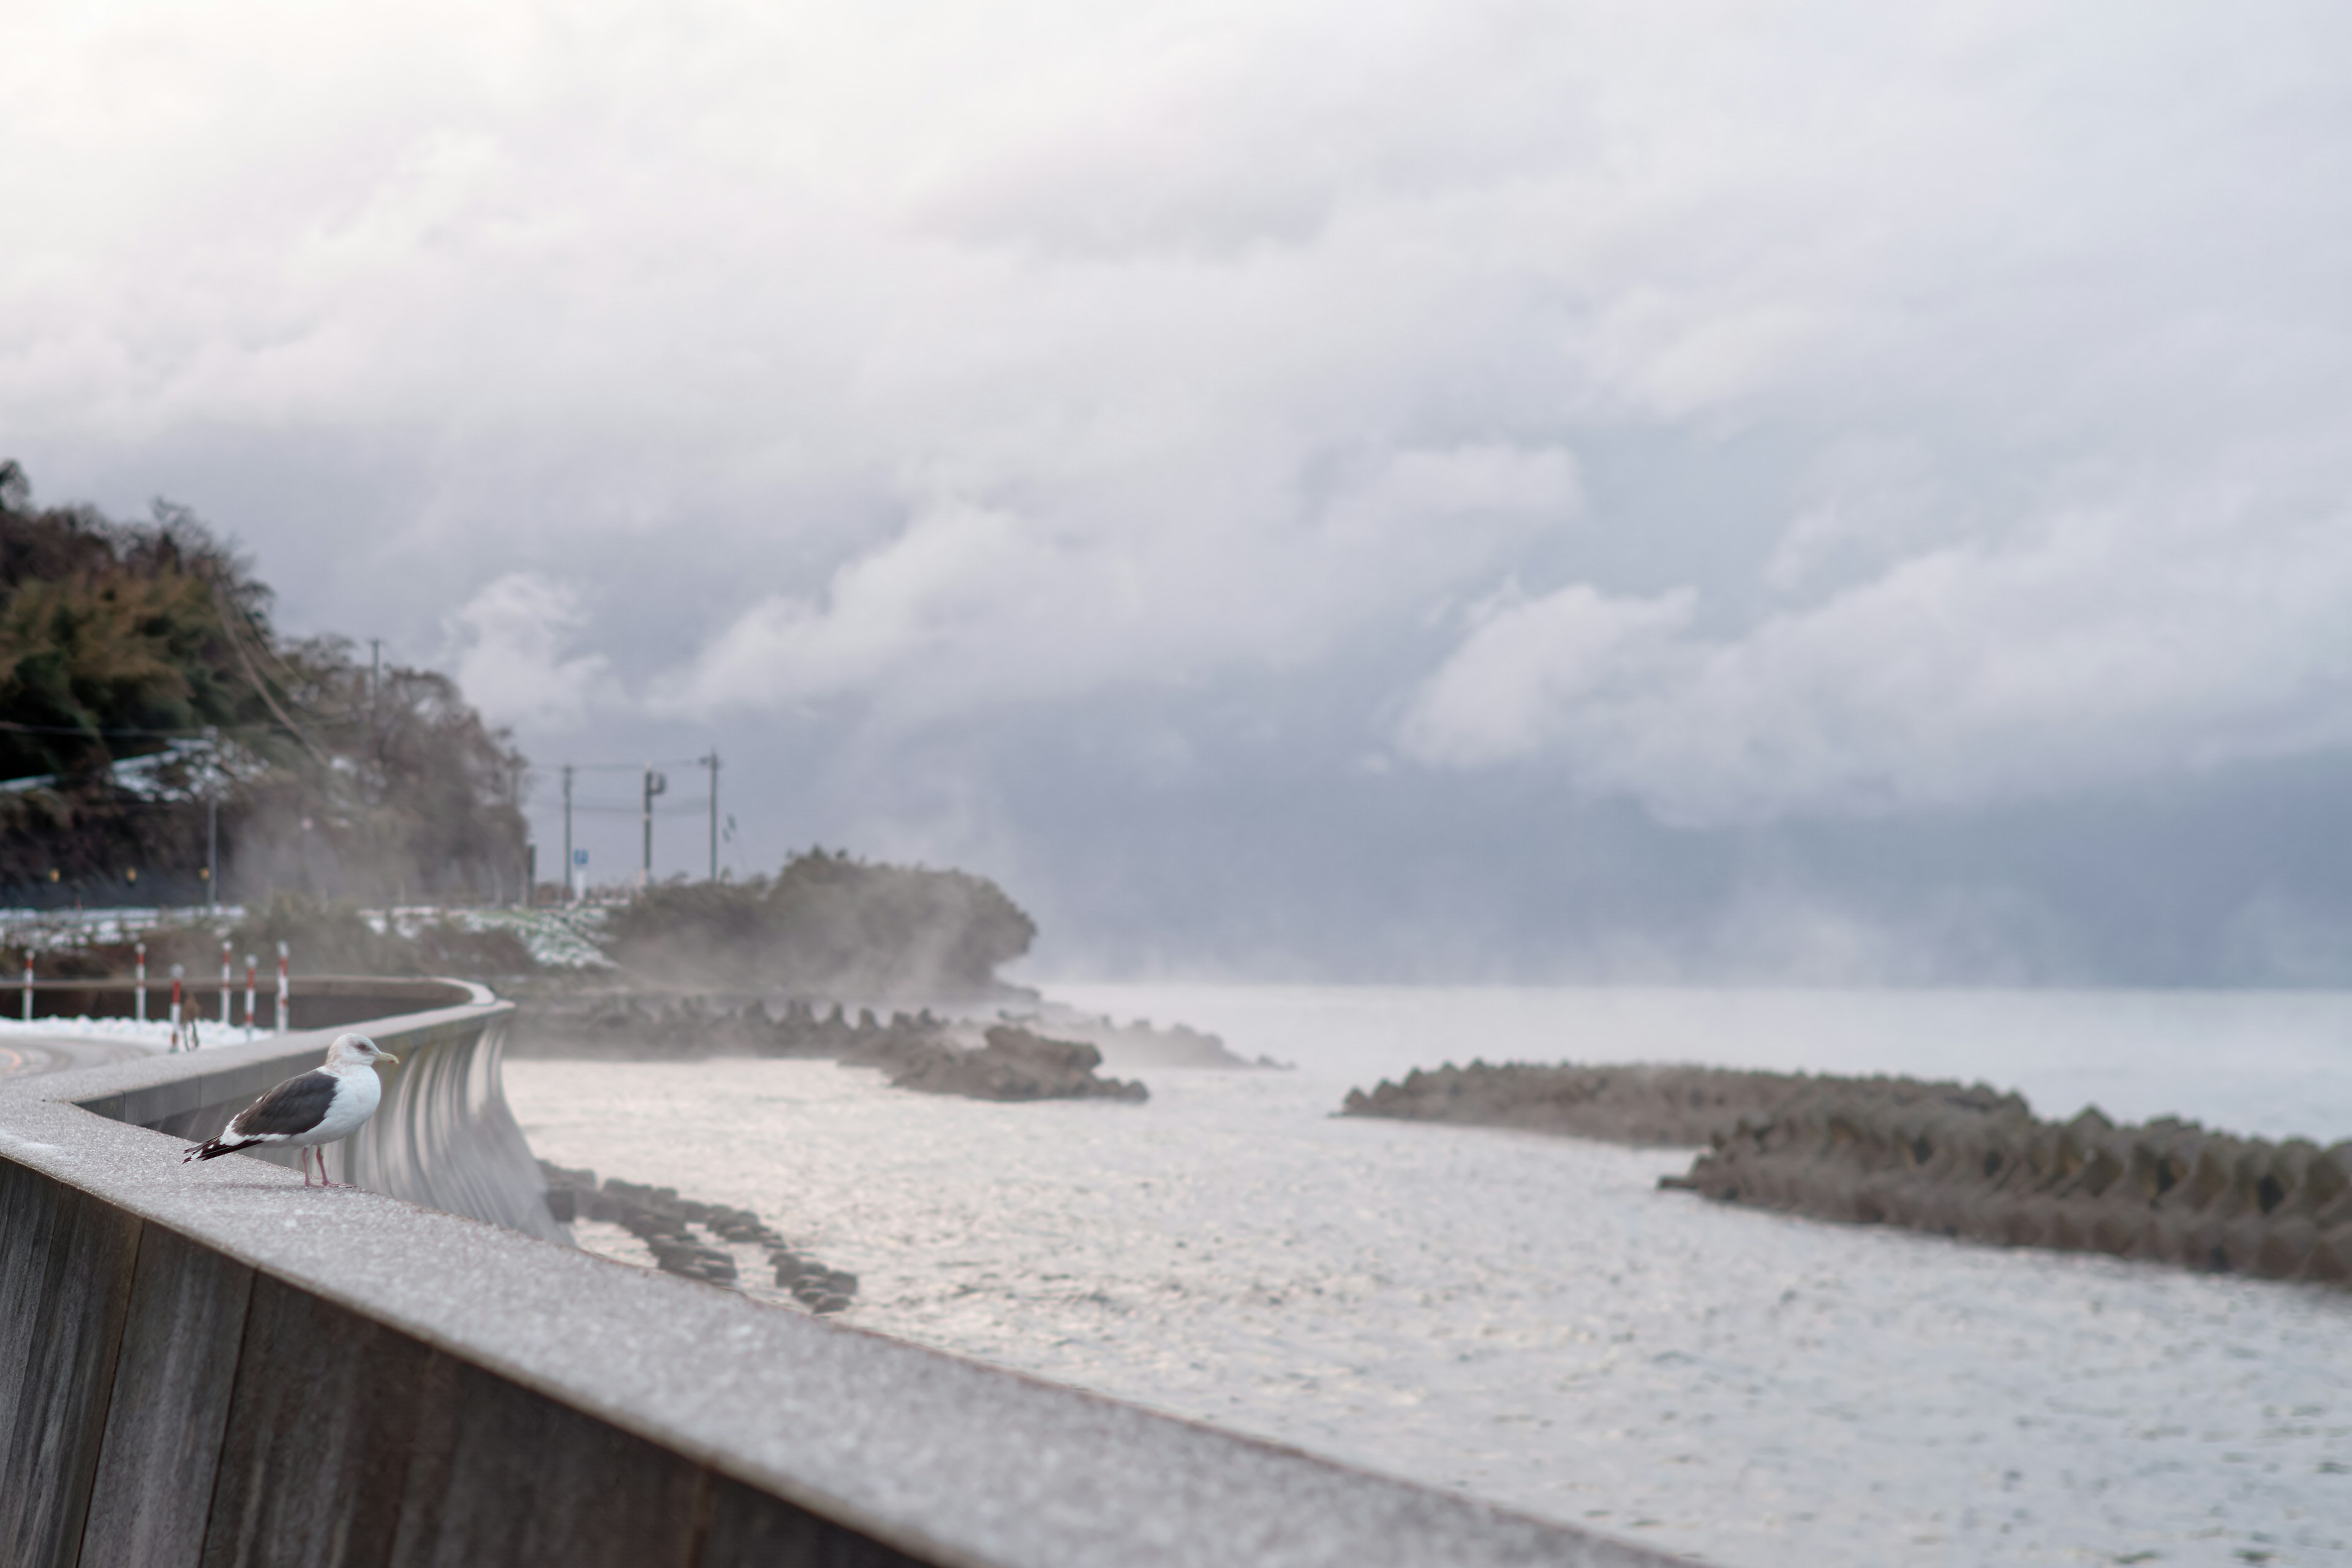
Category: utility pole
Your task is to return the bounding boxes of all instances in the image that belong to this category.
[368,639,386,771]
[700,751,720,881]
[204,726,219,909]
[561,764,575,902]
[511,760,527,907]
[641,765,666,888]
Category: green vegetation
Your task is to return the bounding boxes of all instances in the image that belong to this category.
[0,462,526,904]
[603,851,1037,998]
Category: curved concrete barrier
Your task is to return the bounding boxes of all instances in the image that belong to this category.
[0,990,1681,1568]
[48,982,567,1245]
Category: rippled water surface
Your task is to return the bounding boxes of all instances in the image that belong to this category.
[505,986,2352,1567]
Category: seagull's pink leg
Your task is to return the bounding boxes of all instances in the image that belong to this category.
[303,1148,318,1187]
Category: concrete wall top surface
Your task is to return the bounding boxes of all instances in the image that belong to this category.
[1,1014,1678,1568]
[42,992,491,1127]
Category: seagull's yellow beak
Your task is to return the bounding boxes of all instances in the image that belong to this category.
[377,1051,401,1067]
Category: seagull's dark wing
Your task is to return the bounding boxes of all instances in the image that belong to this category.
[227,1070,341,1140]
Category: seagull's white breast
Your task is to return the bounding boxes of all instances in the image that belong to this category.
[293,1065,384,1147]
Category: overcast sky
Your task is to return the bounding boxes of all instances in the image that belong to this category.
[9,0,2351,982]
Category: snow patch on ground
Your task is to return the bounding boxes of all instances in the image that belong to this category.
[0,1015,182,1049]
[458,906,614,968]
[374,904,616,968]
[0,907,242,948]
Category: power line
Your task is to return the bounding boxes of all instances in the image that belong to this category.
[563,758,705,773]
[565,802,713,818]
[211,584,333,767]
[0,718,237,738]
[551,753,734,894]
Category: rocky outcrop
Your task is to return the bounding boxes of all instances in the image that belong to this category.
[848,1025,1149,1103]
[512,992,1150,1105]
[1340,1061,2352,1290]
[1341,1060,1812,1146]
[511,991,1251,1086]
[597,851,1039,1000]
[539,1162,859,1312]
[996,1010,1287,1071]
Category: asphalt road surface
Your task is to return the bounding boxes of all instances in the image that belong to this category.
[0,1033,153,1079]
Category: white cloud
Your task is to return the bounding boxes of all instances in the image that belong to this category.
[1401,480,2352,823]
[1396,582,1694,768]
[661,442,1579,725]
[441,573,612,731]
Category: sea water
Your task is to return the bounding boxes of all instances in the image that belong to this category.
[503,986,2352,1567]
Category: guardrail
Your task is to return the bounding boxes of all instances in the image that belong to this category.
[0,989,1680,1568]
[4,974,486,1033]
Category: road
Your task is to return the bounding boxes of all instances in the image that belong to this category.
[0,1033,156,1079]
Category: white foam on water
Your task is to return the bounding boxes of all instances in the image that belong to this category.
[506,985,2352,1567]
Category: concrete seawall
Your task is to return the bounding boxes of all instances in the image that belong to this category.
[56,984,568,1245]
[1,995,1680,1568]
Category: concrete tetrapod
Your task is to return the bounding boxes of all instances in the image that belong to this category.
[1342,1060,2352,1289]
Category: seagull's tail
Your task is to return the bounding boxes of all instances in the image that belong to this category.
[183,1133,251,1163]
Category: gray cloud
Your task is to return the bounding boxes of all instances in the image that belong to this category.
[9,0,2351,978]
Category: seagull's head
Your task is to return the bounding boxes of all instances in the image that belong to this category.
[328,1033,400,1069]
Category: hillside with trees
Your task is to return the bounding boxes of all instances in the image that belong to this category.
[0,461,527,906]
[598,851,1038,998]
[2,461,1040,1002]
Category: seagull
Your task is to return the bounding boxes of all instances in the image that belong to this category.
[182,1033,401,1188]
